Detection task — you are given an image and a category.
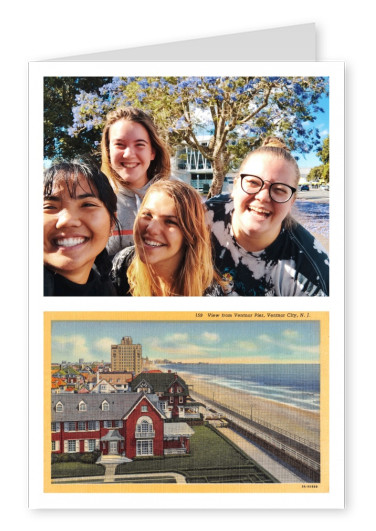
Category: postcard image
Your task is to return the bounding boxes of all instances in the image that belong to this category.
[43,311,328,500]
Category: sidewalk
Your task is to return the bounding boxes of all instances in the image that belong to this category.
[217,426,309,483]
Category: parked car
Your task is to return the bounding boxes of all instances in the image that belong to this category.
[300,184,310,191]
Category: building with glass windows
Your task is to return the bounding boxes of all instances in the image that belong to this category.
[111,336,142,374]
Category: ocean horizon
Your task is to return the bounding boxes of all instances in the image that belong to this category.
[158,362,320,412]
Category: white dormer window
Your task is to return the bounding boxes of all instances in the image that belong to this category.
[79,401,87,411]
[56,401,63,412]
[101,400,109,411]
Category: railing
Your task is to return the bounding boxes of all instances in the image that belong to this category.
[228,419,320,472]
[164,448,187,455]
[191,391,319,452]
[135,431,155,439]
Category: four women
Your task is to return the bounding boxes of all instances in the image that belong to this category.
[44,110,329,297]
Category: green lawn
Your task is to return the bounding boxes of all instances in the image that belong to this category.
[116,425,276,483]
[51,462,105,478]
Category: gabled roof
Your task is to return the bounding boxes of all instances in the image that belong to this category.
[91,379,117,393]
[100,429,124,442]
[122,393,166,421]
[51,393,143,422]
[130,372,189,395]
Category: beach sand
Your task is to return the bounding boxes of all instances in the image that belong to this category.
[180,371,320,446]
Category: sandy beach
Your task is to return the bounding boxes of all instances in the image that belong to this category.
[180,371,320,446]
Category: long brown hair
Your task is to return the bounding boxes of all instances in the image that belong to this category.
[101,107,171,191]
[127,180,218,296]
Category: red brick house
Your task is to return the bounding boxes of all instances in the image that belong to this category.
[130,372,200,420]
[51,392,194,459]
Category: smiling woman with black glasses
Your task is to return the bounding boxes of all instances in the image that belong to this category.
[206,137,329,296]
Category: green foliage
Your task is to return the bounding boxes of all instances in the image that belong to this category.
[44,77,111,161]
[44,75,328,196]
[307,136,329,182]
[307,166,323,182]
[317,136,329,165]
[51,449,101,465]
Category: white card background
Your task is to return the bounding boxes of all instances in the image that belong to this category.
[4,0,371,524]
[29,59,344,510]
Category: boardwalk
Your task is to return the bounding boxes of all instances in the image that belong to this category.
[216,426,307,483]
[192,391,320,481]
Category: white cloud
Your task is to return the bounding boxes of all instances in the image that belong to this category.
[282,329,299,339]
[201,332,220,343]
[166,333,189,342]
[257,334,274,344]
[94,337,117,353]
[52,335,89,357]
[236,340,257,351]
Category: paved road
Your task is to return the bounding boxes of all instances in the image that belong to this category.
[296,189,329,203]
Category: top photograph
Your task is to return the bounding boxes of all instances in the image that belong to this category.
[43,75,329,297]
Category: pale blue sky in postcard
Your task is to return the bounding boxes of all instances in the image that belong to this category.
[50,319,320,364]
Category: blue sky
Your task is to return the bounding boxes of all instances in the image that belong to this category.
[295,92,329,170]
[50,319,320,364]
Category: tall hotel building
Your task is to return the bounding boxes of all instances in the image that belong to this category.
[111,336,142,374]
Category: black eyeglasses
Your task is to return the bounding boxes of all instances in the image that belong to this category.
[240,174,296,203]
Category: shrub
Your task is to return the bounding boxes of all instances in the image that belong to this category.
[79,450,101,464]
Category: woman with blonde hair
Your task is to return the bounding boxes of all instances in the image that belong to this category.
[206,137,329,296]
[111,180,223,296]
[101,106,171,256]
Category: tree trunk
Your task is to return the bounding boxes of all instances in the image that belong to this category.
[207,152,229,199]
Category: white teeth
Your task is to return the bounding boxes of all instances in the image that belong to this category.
[56,237,86,247]
[144,239,164,247]
[249,206,270,216]
[122,163,138,168]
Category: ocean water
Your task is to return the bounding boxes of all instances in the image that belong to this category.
[160,363,320,412]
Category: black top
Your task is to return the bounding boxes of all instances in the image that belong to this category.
[206,194,329,296]
[44,266,117,296]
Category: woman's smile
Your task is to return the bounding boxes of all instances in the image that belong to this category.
[135,191,185,278]
[43,175,112,284]
[232,154,296,251]
[109,120,155,189]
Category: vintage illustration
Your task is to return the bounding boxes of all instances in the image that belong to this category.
[45,311,328,493]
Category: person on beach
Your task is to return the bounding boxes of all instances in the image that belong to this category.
[111,180,223,296]
[206,137,329,296]
[101,106,171,257]
[44,159,118,296]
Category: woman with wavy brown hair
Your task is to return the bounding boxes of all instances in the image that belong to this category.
[111,180,223,296]
[101,106,171,257]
